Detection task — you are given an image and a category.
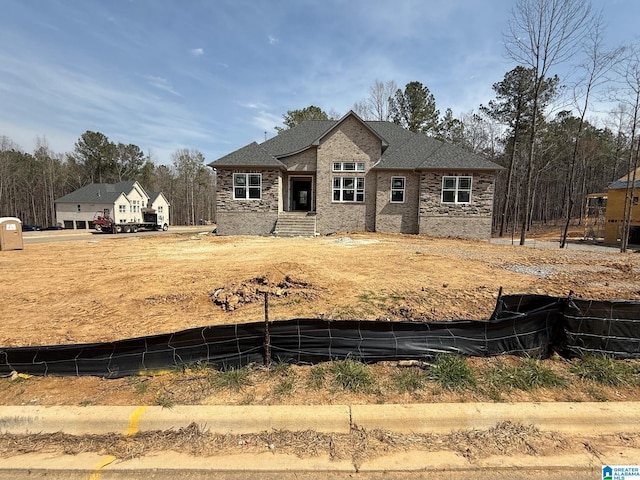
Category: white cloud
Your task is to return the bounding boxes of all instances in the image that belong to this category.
[240,102,269,110]
[190,48,205,57]
[267,34,278,45]
[251,111,282,133]
[143,75,182,96]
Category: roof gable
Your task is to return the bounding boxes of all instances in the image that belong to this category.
[312,110,389,148]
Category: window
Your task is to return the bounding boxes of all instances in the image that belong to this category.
[390,177,405,203]
[333,162,365,172]
[233,173,262,200]
[76,204,81,212]
[158,206,164,213]
[333,176,365,202]
[118,205,126,213]
[442,176,472,204]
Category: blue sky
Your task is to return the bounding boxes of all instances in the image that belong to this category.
[1,0,638,165]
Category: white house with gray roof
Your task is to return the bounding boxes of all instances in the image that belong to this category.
[208,111,502,239]
[55,181,170,230]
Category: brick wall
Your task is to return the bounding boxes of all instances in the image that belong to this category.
[315,116,381,234]
[374,171,420,234]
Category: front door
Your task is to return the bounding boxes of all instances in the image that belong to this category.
[291,179,312,211]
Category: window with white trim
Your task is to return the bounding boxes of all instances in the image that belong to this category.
[118,205,126,213]
[333,176,365,202]
[390,176,405,203]
[233,173,262,200]
[333,162,365,172]
[442,176,472,204]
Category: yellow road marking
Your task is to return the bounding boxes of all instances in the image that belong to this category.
[87,406,148,479]
[126,406,148,436]
[88,455,116,480]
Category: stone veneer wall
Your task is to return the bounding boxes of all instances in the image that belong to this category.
[215,169,281,235]
[315,116,381,234]
[418,171,495,240]
[374,171,420,234]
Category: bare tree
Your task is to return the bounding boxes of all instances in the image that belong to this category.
[504,0,592,245]
[353,80,398,121]
[560,15,623,248]
[614,47,640,252]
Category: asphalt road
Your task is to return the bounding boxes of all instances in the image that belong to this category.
[20,225,213,244]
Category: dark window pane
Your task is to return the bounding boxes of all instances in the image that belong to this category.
[333,190,340,201]
[443,177,455,189]
[391,190,404,202]
[459,177,471,189]
[344,190,355,201]
[249,174,261,186]
[234,175,246,186]
[235,187,246,198]
[458,191,470,203]
[442,191,455,203]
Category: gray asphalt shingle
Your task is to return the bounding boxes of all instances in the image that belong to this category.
[209,113,501,171]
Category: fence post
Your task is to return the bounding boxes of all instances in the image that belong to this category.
[264,291,271,366]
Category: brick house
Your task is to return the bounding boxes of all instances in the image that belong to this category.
[208,111,502,239]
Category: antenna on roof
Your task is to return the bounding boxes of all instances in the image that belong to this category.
[264,131,267,142]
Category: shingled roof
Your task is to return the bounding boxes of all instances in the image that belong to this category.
[210,141,286,168]
[55,182,134,203]
[608,167,640,190]
[209,111,501,171]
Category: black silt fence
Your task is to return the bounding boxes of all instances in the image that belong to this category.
[0,294,638,378]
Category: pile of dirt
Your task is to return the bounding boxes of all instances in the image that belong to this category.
[211,273,321,311]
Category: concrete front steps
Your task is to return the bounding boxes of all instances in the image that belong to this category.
[274,212,317,237]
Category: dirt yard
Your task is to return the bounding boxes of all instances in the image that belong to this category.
[1,229,639,406]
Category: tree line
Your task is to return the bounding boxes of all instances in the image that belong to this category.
[0,132,215,227]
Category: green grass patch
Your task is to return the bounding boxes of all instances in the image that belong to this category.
[269,361,292,377]
[330,359,375,393]
[570,354,638,386]
[393,368,425,393]
[307,365,328,390]
[273,376,296,397]
[211,365,253,391]
[154,394,175,409]
[486,358,567,391]
[427,354,476,390]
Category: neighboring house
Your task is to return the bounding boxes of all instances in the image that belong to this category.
[148,191,171,228]
[55,181,170,230]
[208,111,502,240]
[604,167,640,244]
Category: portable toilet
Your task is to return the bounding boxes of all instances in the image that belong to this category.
[0,217,24,251]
